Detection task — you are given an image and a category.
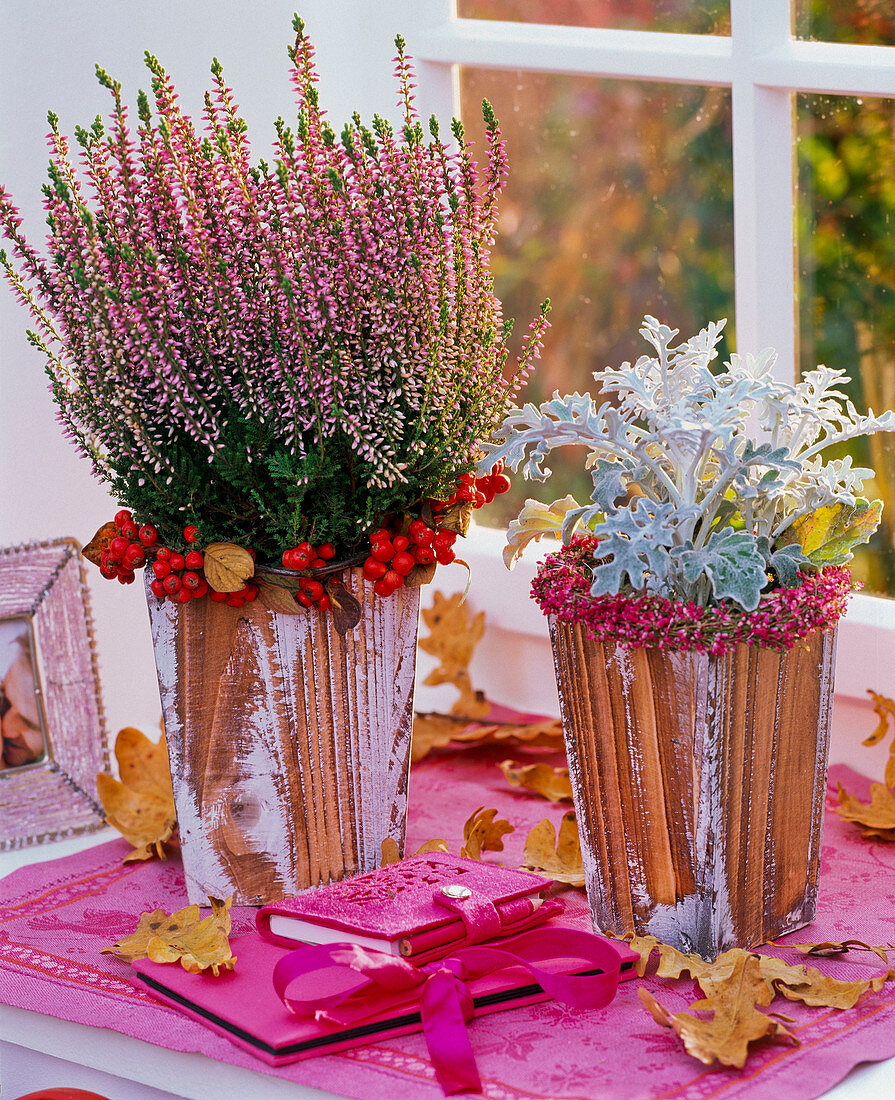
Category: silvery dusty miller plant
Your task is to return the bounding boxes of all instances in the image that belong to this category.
[0,18,548,558]
[481,316,895,613]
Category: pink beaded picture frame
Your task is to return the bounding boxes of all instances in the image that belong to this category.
[0,539,108,848]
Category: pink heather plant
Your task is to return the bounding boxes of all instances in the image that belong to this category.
[0,18,549,557]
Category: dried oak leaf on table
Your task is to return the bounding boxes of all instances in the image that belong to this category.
[865,689,895,788]
[499,760,573,802]
[418,590,489,719]
[835,781,895,841]
[460,806,514,860]
[103,897,234,975]
[521,810,585,886]
[96,727,176,862]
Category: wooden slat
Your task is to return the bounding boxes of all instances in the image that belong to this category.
[147,571,419,906]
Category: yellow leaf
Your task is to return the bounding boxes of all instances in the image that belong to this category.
[759,955,894,1008]
[419,590,488,718]
[460,806,514,860]
[380,838,401,865]
[864,690,895,788]
[639,954,798,1068]
[499,760,574,802]
[97,728,176,862]
[202,542,255,593]
[521,810,585,886]
[780,499,882,565]
[788,939,895,967]
[835,781,895,840]
[414,838,450,855]
[103,897,235,975]
[503,495,578,570]
[255,578,302,615]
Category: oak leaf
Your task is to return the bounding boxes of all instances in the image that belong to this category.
[96,727,176,862]
[521,810,585,886]
[82,521,120,566]
[639,954,798,1068]
[411,711,564,762]
[380,838,401,865]
[835,780,895,841]
[499,760,573,802]
[864,689,895,789]
[419,590,489,718]
[789,939,895,967]
[758,954,894,1008]
[414,838,450,855]
[202,542,255,593]
[460,806,514,860]
[103,897,235,975]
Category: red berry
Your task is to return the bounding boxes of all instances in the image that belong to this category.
[296,541,313,557]
[124,545,146,567]
[491,459,505,475]
[363,558,387,581]
[100,563,117,579]
[293,552,311,570]
[185,550,204,569]
[309,557,326,569]
[282,548,297,569]
[371,541,393,563]
[317,594,332,611]
[176,588,193,604]
[473,491,487,509]
[117,570,136,585]
[414,546,435,565]
[409,522,434,546]
[373,577,394,598]
[110,536,129,556]
[153,560,171,579]
[156,546,172,561]
[163,574,182,594]
[436,547,456,566]
[369,528,390,543]
[225,593,244,608]
[183,525,198,543]
[303,579,324,600]
[114,509,133,528]
[182,571,201,590]
[150,579,166,598]
[138,524,158,546]
[317,543,336,560]
[121,522,139,541]
[296,591,314,608]
[392,551,415,576]
[455,487,475,503]
[243,584,258,602]
[169,553,186,571]
[392,535,410,553]
[209,589,227,603]
[193,580,209,599]
[432,531,456,554]
[383,569,403,589]
[491,473,511,495]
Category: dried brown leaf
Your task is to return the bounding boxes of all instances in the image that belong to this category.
[325,579,363,634]
[835,780,895,840]
[419,591,488,718]
[639,954,798,1068]
[865,689,895,788]
[403,560,438,589]
[460,806,514,860]
[102,897,235,975]
[380,838,401,865]
[499,760,573,802]
[255,579,302,615]
[438,501,473,537]
[97,728,176,862]
[455,718,564,748]
[521,810,585,886]
[759,955,895,1008]
[202,542,255,593]
[82,521,120,566]
[414,838,450,855]
[789,939,895,966]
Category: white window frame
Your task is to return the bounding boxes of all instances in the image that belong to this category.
[385,0,895,706]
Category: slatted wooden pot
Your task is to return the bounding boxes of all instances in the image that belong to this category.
[146,569,419,906]
[548,620,837,959]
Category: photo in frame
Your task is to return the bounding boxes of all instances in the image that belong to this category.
[0,538,109,848]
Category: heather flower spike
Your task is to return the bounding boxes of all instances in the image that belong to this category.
[0,24,549,559]
[481,317,895,615]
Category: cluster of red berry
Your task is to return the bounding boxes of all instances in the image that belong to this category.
[99,510,161,584]
[361,520,454,597]
[280,540,337,610]
[433,461,511,512]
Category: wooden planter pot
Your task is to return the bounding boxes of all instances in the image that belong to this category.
[146,568,419,906]
[549,620,837,959]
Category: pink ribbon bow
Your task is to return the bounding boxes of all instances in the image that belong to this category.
[273,927,624,1096]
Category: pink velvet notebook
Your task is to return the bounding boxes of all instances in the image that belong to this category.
[256,851,563,964]
[132,929,638,1067]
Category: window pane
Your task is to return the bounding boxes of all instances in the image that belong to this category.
[459,69,734,525]
[794,2,895,46]
[458,0,730,35]
[797,93,895,596]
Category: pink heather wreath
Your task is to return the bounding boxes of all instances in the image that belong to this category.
[532,536,854,655]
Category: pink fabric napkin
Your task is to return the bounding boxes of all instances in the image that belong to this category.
[2,749,894,1099]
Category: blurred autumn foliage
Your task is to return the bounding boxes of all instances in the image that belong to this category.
[460,0,895,593]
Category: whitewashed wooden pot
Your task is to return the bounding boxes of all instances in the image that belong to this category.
[146,568,419,906]
[549,620,837,959]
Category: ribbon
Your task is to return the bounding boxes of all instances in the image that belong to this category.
[273,928,624,1096]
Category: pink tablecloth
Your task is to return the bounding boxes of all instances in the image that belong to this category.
[1,744,894,1100]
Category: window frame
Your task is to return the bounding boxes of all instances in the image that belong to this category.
[397,0,895,703]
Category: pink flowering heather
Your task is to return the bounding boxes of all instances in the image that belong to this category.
[534,537,853,654]
[0,18,549,557]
